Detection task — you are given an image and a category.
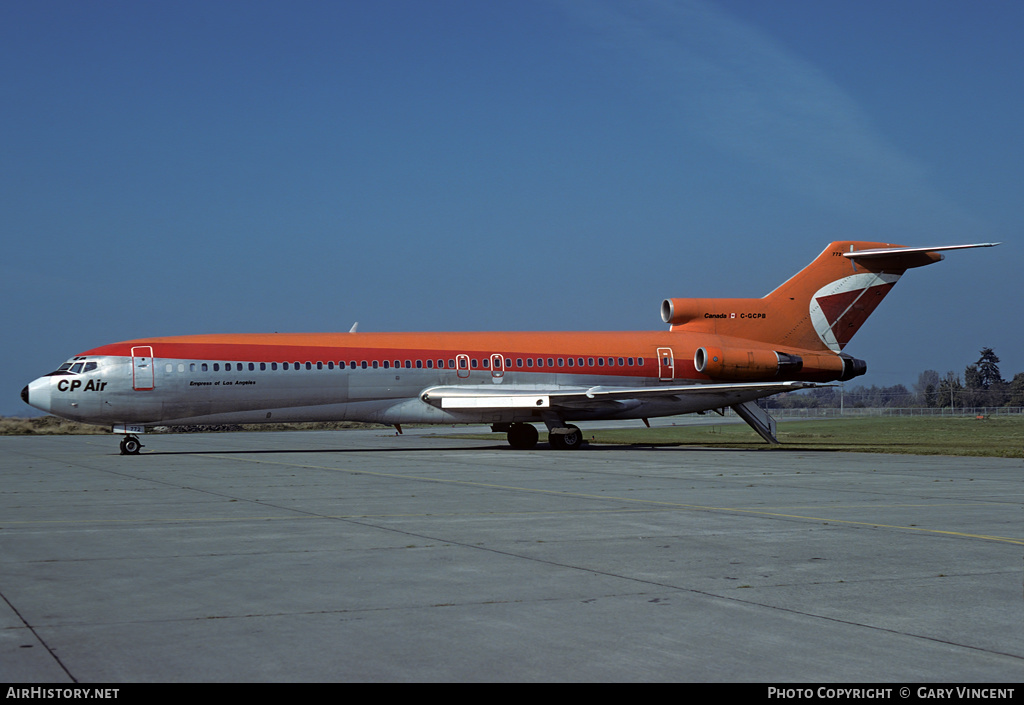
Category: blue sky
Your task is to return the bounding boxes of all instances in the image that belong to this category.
[3,0,1021,415]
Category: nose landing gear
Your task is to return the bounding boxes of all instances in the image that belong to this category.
[119,435,144,455]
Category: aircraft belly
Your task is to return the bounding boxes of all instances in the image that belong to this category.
[348,370,427,400]
[142,370,446,426]
[154,374,346,423]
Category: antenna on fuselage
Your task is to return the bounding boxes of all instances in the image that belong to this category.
[349,322,358,333]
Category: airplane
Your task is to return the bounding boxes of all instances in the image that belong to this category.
[22,241,997,454]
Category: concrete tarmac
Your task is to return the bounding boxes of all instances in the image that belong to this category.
[1,428,1022,682]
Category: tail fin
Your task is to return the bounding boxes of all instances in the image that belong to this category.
[661,241,998,352]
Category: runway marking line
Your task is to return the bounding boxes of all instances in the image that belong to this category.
[196,453,1024,547]
[5,452,1021,547]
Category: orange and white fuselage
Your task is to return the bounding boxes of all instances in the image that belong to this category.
[22,241,996,452]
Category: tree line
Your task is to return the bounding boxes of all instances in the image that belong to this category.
[764,348,1024,409]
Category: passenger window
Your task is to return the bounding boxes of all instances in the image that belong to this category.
[202,363,209,372]
[417,360,423,368]
[214,363,221,371]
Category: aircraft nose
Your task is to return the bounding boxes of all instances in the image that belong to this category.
[22,377,52,413]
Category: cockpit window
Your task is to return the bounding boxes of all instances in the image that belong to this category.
[51,357,98,376]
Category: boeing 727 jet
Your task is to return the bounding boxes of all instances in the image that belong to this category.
[22,241,996,453]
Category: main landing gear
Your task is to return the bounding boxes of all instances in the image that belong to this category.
[547,424,583,450]
[119,435,144,455]
[498,422,584,450]
[506,422,539,449]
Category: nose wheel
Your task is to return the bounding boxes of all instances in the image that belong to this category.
[119,435,143,455]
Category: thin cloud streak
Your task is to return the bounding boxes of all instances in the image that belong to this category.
[560,0,976,233]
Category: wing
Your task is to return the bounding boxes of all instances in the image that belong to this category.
[420,380,820,410]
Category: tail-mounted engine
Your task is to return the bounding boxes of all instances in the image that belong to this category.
[695,346,802,380]
[695,347,866,382]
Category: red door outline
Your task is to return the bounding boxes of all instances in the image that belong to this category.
[131,346,155,390]
[657,347,674,382]
[490,354,505,379]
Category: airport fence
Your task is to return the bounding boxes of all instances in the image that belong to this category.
[757,406,1024,418]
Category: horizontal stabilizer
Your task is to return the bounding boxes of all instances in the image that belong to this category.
[844,243,999,259]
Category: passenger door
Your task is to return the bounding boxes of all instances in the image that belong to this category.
[131,346,155,390]
[657,347,674,382]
